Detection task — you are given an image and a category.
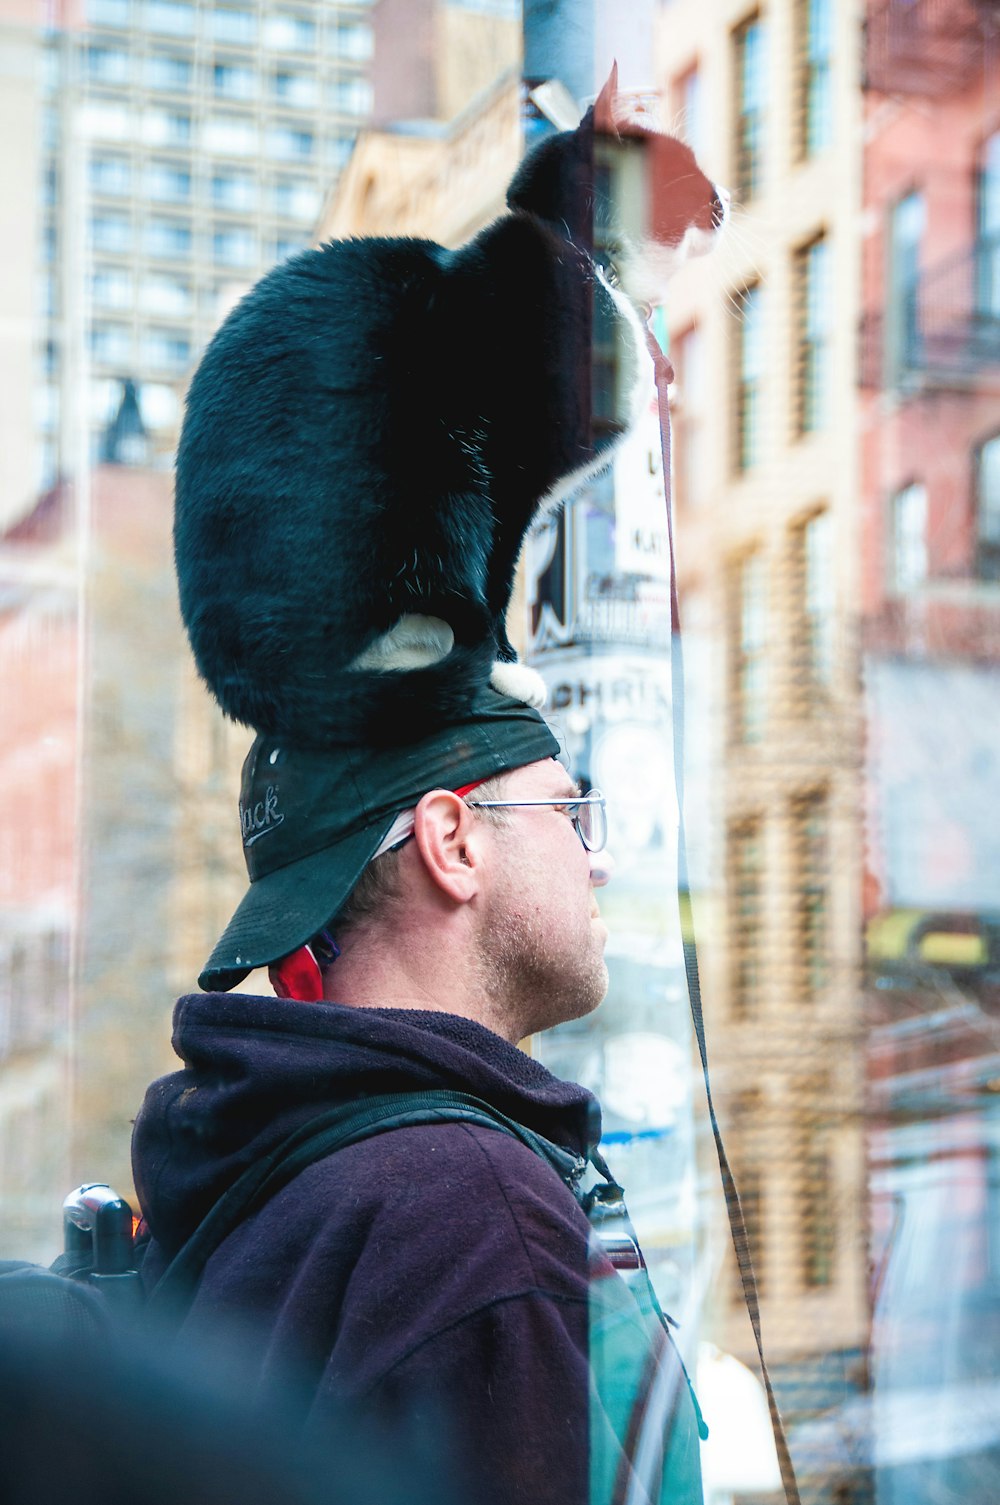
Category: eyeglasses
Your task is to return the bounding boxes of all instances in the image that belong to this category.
[465,790,607,853]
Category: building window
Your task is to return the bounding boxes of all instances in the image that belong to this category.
[213,226,257,267]
[141,274,191,316]
[977,131,1000,319]
[270,237,305,264]
[89,155,131,197]
[90,213,131,253]
[272,179,321,221]
[729,819,764,1017]
[204,114,257,156]
[81,100,131,139]
[144,0,194,36]
[800,1086,835,1288]
[267,125,314,161]
[142,329,192,371]
[212,170,256,212]
[329,76,372,116]
[734,15,766,202]
[144,161,191,203]
[796,0,832,159]
[85,46,129,84]
[90,322,132,366]
[92,268,133,309]
[86,0,129,25]
[210,7,257,45]
[727,1090,766,1294]
[144,53,192,92]
[733,283,764,472]
[273,70,319,108]
[333,21,373,59]
[791,789,829,1000]
[145,217,192,258]
[264,12,317,51]
[733,549,768,742]
[976,434,1000,581]
[214,63,256,100]
[887,190,924,382]
[792,509,834,689]
[795,235,832,434]
[890,480,927,592]
[142,108,191,146]
[673,324,706,508]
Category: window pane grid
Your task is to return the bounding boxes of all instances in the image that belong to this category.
[792,790,830,1001]
[734,16,765,203]
[796,237,832,435]
[795,0,833,160]
[729,819,765,1017]
[733,550,768,743]
[734,283,764,472]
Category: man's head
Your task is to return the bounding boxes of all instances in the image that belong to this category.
[326,757,612,1041]
[200,687,611,1040]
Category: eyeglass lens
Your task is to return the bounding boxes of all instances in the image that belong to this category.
[577,793,606,853]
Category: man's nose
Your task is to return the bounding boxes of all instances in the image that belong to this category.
[589,848,615,887]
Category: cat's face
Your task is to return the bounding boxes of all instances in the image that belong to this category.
[595,69,729,306]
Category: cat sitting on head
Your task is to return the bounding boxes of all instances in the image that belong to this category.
[174,66,727,748]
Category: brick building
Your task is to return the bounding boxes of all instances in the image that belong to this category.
[859,3,1000,1501]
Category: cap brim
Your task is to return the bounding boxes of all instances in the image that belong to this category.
[198,813,396,991]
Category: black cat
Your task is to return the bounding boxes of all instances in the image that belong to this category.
[174,71,726,747]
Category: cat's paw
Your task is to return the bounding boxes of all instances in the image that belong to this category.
[490,660,548,709]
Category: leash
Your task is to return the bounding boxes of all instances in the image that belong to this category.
[644,326,802,1505]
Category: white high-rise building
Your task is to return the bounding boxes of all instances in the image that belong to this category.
[35,0,373,486]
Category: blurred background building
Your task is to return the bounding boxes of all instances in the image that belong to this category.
[0,0,376,1252]
[0,0,999,1500]
[859,2,1000,1502]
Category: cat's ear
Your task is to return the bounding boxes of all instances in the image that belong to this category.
[593,61,619,135]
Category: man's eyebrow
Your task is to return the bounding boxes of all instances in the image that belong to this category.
[552,778,583,800]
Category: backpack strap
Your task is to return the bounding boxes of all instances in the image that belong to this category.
[148,1088,592,1320]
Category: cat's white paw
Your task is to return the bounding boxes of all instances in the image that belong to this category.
[349,614,454,672]
[490,660,548,709]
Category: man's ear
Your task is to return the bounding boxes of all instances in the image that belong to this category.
[411,790,484,904]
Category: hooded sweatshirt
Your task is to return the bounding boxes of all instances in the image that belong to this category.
[132,993,704,1505]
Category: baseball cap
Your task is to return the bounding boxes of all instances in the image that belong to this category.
[199,684,560,992]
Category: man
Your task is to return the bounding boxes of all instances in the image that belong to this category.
[132,687,704,1504]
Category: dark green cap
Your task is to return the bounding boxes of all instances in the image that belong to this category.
[200,685,559,991]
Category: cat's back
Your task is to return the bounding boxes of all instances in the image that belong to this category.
[178,237,453,458]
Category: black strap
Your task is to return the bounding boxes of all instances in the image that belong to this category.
[149,1089,590,1319]
[645,327,801,1505]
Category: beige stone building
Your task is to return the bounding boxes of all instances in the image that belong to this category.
[654,0,870,1447]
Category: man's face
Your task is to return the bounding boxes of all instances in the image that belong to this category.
[474,757,611,1039]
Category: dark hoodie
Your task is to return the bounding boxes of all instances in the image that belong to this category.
[132,994,704,1505]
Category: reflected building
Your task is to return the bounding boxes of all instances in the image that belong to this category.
[0,0,374,1253]
[656,0,871,1501]
[0,487,78,1260]
[859,2,1000,1501]
[0,455,249,1260]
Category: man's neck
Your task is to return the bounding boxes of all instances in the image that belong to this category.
[322,928,525,1045]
